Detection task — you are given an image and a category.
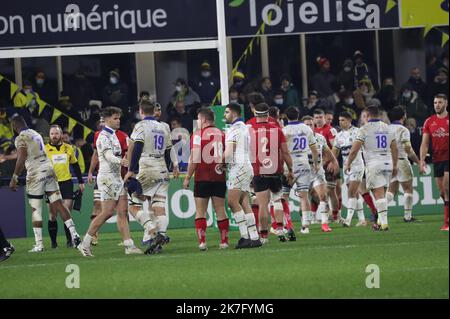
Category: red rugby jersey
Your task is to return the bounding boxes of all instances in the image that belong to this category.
[422,114,449,163]
[248,121,286,176]
[189,126,226,183]
[315,123,337,149]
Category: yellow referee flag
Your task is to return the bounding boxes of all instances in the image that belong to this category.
[10,82,19,99]
[83,126,92,140]
[51,109,62,124]
[68,118,77,133]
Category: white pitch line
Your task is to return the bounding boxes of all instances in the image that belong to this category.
[1,240,447,270]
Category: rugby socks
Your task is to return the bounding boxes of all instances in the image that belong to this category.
[234,211,249,239]
[63,224,72,243]
[445,201,449,227]
[156,215,169,236]
[245,214,260,241]
[82,233,93,247]
[318,201,329,225]
[404,193,414,221]
[375,199,388,227]
[270,205,277,230]
[0,227,10,249]
[33,227,43,247]
[346,198,357,225]
[302,211,312,227]
[195,218,207,244]
[123,238,135,248]
[48,220,58,246]
[217,219,230,244]
[362,193,378,216]
[135,210,153,230]
[251,204,260,230]
[338,197,343,211]
[282,199,294,231]
[356,197,365,222]
[64,219,79,240]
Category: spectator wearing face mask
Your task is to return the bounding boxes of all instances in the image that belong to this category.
[375,77,398,112]
[405,67,427,101]
[272,90,287,114]
[102,68,129,112]
[333,90,359,126]
[337,59,355,92]
[192,61,219,106]
[280,74,301,108]
[169,78,201,117]
[399,83,429,125]
[32,70,58,107]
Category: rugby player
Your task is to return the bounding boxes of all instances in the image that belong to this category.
[345,106,398,231]
[420,94,449,231]
[386,107,420,223]
[9,115,81,252]
[224,103,262,249]
[183,107,229,251]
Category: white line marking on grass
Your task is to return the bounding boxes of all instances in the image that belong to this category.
[1,240,447,270]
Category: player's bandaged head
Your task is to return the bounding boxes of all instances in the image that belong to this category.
[254,103,270,117]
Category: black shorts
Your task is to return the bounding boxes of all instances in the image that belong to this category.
[59,180,74,200]
[434,161,449,178]
[194,181,226,199]
[253,175,283,193]
[45,180,73,203]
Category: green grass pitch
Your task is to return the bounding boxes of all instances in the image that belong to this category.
[0,215,448,299]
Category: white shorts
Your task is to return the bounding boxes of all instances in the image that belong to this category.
[344,165,364,185]
[391,158,413,183]
[292,159,312,192]
[26,165,60,197]
[137,160,169,199]
[310,166,326,189]
[365,162,393,190]
[227,165,253,193]
[97,174,126,201]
